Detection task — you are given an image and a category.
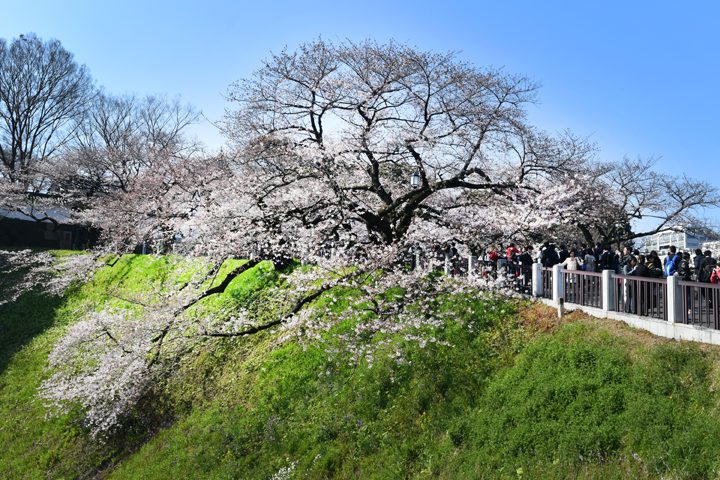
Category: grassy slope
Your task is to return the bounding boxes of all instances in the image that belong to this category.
[0,254,249,479]
[3,255,720,479]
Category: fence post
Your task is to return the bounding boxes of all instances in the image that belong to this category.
[469,256,477,276]
[602,270,614,312]
[532,263,542,296]
[552,264,564,303]
[498,258,507,272]
[416,253,422,272]
[444,255,451,276]
[667,275,682,324]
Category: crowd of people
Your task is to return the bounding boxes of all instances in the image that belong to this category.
[485,243,720,284]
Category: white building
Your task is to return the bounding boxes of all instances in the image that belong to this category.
[640,229,716,256]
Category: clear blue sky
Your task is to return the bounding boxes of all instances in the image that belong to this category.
[3,0,719,224]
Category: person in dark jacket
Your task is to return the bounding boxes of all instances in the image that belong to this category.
[543,244,560,268]
[698,251,716,283]
[677,253,693,281]
[519,246,534,265]
[558,245,569,263]
[618,246,633,275]
[611,251,620,273]
[631,255,651,313]
[598,246,609,270]
[675,252,694,312]
[694,249,705,280]
[594,242,603,261]
[517,246,534,289]
[649,251,663,274]
[632,255,651,278]
[599,246,615,271]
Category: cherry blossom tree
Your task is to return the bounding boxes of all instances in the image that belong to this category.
[22,39,605,436]
[222,39,594,248]
[572,156,720,247]
[0,248,100,306]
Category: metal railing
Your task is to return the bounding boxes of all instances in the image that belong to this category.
[563,270,603,308]
[540,267,553,299]
[507,264,533,294]
[679,281,720,329]
[457,257,469,276]
[613,274,667,320]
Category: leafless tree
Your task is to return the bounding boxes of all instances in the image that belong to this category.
[0,33,94,180]
[0,33,95,225]
[60,92,202,196]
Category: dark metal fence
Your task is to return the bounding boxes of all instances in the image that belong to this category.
[507,264,533,294]
[425,255,471,276]
[613,274,667,320]
[679,281,720,329]
[456,257,469,276]
[540,267,553,299]
[563,270,603,308]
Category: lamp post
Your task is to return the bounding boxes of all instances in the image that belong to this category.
[410,172,421,188]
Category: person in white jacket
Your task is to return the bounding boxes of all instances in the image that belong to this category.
[561,251,584,270]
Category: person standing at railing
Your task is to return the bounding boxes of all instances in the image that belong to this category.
[698,252,716,283]
[627,257,638,274]
[648,251,664,278]
[707,263,720,313]
[514,245,534,291]
[594,242,603,261]
[633,255,651,278]
[674,253,694,316]
[560,251,584,305]
[693,249,705,280]
[558,245,569,263]
[542,243,560,268]
[618,247,633,275]
[519,246,534,266]
[583,248,597,272]
[539,242,549,265]
[630,255,651,314]
[623,256,640,312]
[663,246,681,277]
[560,251,584,270]
[506,243,520,263]
[488,246,501,272]
[676,253,693,281]
[711,263,720,284]
[598,246,617,272]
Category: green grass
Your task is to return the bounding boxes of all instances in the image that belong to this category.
[4,254,720,478]
[0,254,254,478]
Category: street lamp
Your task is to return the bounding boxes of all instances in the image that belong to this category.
[410,171,421,188]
